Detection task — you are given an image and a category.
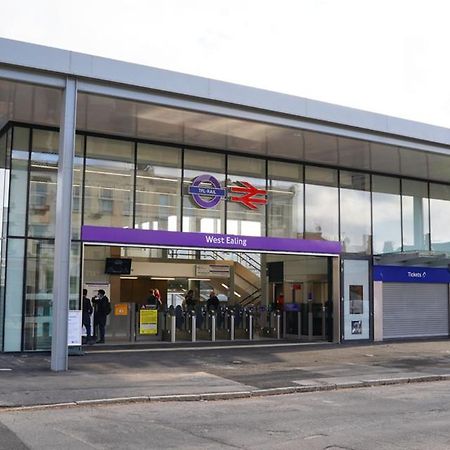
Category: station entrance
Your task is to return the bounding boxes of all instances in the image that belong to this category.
[82,244,339,345]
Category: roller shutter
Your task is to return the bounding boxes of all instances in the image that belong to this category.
[383,283,449,339]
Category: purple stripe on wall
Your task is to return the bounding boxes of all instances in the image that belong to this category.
[81,226,341,255]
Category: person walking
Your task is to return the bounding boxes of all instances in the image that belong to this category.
[82,289,93,344]
[92,289,111,344]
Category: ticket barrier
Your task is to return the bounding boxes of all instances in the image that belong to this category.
[260,309,282,339]
[161,306,256,342]
[234,306,254,340]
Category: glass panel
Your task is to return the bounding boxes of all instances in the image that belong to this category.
[0,131,7,348]
[339,171,371,254]
[70,242,81,311]
[183,150,225,233]
[23,239,54,351]
[430,183,450,251]
[84,137,134,229]
[227,155,266,237]
[72,135,84,239]
[343,259,370,340]
[135,144,181,231]
[305,166,338,241]
[3,238,25,351]
[9,127,29,236]
[402,179,430,251]
[267,161,303,238]
[28,129,58,238]
[372,175,401,254]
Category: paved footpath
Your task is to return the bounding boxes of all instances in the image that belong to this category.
[0,340,449,409]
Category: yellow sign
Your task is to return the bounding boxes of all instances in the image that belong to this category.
[139,309,158,335]
[114,303,129,316]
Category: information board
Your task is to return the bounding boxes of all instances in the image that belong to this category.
[68,310,82,346]
[139,309,158,335]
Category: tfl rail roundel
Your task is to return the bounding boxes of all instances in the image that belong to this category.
[188,175,267,209]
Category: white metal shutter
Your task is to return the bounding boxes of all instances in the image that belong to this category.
[383,283,449,339]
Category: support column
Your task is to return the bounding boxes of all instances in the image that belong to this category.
[51,78,77,372]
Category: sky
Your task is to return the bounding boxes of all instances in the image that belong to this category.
[1,0,450,128]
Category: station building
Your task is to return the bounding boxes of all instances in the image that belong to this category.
[0,38,449,361]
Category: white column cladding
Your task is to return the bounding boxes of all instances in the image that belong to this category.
[373,281,383,341]
[51,77,77,372]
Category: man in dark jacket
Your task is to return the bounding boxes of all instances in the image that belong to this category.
[82,289,93,344]
[92,289,111,343]
[206,290,220,311]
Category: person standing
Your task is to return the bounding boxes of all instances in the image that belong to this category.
[92,289,111,344]
[206,290,220,311]
[183,289,196,310]
[82,289,93,344]
[146,289,158,309]
[154,288,163,310]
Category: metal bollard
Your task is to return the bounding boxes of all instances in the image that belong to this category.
[282,311,287,338]
[230,314,235,340]
[322,306,326,339]
[297,311,302,339]
[277,312,281,340]
[211,313,216,341]
[170,314,176,343]
[308,311,313,341]
[191,313,196,342]
[249,314,253,340]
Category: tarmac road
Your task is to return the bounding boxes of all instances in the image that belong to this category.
[0,381,450,449]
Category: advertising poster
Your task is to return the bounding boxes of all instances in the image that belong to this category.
[140,309,158,335]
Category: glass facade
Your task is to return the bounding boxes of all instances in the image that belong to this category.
[267,161,303,238]
[430,183,450,251]
[227,155,266,237]
[372,175,401,254]
[305,167,339,242]
[0,123,449,350]
[340,171,371,254]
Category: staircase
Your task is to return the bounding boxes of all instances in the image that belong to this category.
[167,249,262,307]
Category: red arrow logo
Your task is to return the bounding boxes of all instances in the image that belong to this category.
[229,181,267,209]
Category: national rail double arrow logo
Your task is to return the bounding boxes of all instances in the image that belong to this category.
[188,175,267,210]
[229,181,268,210]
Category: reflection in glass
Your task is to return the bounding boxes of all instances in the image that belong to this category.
[227,155,266,237]
[339,171,371,254]
[267,161,303,238]
[3,238,25,351]
[305,167,338,241]
[430,183,450,251]
[23,240,54,351]
[136,144,181,231]
[72,135,84,239]
[372,175,401,254]
[183,150,225,233]
[28,129,59,238]
[84,137,134,229]
[402,179,430,251]
[9,127,29,237]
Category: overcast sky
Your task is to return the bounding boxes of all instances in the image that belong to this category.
[1,0,449,128]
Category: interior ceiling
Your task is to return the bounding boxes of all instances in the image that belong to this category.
[1,79,450,183]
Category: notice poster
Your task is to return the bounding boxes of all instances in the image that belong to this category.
[68,310,82,346]
[139,309,158,335]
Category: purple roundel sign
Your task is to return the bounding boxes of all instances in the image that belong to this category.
[188,174,226,209]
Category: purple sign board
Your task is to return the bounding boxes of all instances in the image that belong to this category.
[81,226,341,255]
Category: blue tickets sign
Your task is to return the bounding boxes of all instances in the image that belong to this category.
[373,265,450,283]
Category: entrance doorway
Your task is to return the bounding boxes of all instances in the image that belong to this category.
[82,245,338,344]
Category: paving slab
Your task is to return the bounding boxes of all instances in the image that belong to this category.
[0,340,449,408]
